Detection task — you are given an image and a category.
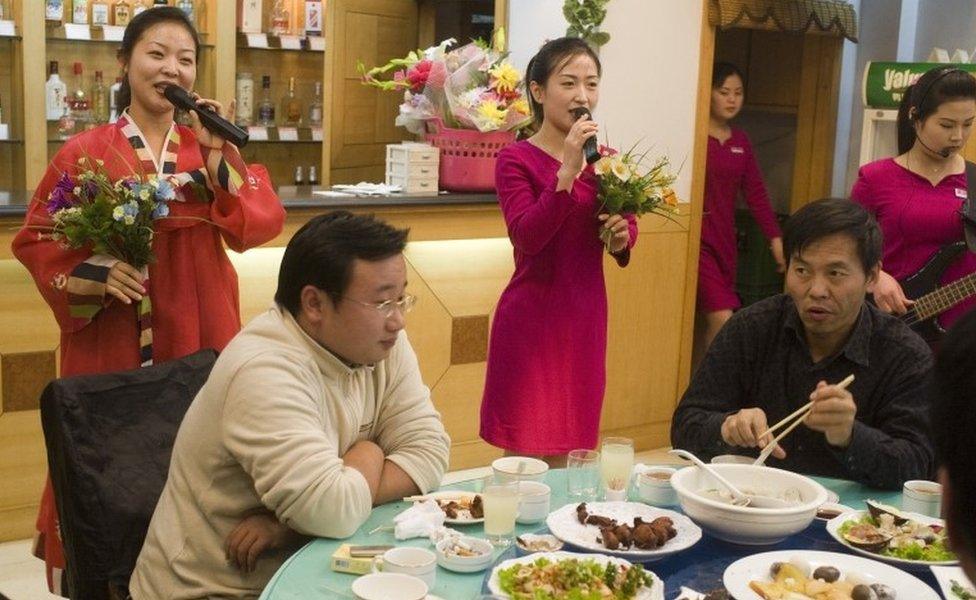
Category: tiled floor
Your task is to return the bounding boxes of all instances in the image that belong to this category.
[0,447,680,599]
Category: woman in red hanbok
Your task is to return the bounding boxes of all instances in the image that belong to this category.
[11,8,285,593]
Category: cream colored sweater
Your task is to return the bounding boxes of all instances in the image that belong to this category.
[129,305,451,599]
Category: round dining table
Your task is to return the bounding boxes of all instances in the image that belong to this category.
[258,467,938,599]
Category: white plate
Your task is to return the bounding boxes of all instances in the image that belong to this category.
[723,549,940,600]
[825,510,959,569]
[931,565,976,600]
[545,501,702,561]
[487,551,664,600]
[420,491,483,525]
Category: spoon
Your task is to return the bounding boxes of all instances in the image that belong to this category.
[669,449,791,509]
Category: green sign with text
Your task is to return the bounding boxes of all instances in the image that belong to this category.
[863,61,976,108]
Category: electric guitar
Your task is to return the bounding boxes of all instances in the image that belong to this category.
[898,241,976,342]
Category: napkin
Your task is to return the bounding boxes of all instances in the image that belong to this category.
[393,499,446,540]
[675,587,705,600]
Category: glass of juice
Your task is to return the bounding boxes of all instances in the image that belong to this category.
[480,475,519,547]
[600,437,634,499]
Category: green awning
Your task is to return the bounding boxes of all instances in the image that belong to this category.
[709,0,858,42]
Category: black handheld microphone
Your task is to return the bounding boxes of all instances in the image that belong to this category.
[569,106,601,165]
[163,85,249,148]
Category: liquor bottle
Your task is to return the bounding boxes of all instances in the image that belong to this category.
[308,81,323,128]
[235,72,254,126]
[176,0,193,21]
[92,70,108,123]
[46,0,64,22]
[113,0,131,26]
[257,75,275,126]
[132,0,149,16]
[304,1,323,36]
[281,77,301,126]
[73,0,90,24]
[238,0,261,33]
[308,165,318,186]
[91,0,110,26]
[109,76,122,122]
[293,166,304,185]
[270,0,288,35]
[45,61,68,121]
[68,62,92,127]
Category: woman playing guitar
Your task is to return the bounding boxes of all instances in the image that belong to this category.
[851,66,976,337]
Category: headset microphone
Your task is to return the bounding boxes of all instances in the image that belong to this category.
[916,134,952,158]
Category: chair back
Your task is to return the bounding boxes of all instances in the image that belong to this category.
[40,349,218,599]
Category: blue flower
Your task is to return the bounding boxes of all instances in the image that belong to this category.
[155,179,176,202]
[152,201,170,219]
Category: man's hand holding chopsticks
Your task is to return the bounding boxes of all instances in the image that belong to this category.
[720,408,787,459]
[804,380,857,448]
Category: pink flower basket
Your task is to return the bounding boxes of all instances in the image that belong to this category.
[424,118,516,192]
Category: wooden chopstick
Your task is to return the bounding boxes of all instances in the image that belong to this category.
[757,374,855,440]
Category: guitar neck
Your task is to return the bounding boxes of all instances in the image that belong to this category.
[915,272,976,319]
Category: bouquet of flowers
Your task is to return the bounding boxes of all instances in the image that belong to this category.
[593,145,679,245]
[45,157,175,268]
[359,30,532,134]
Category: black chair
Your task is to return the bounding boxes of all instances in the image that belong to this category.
[40,349,218,600]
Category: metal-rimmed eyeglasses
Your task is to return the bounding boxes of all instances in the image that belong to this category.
[342,294,417,318]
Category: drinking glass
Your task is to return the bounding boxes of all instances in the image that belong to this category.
[600,437,634,497]
[480,475,519,547]
[566,449,601,500]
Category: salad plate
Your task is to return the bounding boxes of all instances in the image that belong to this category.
[825,507,957,570]
[486,551,664,600]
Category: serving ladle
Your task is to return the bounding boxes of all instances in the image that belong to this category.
[669,448,791,509]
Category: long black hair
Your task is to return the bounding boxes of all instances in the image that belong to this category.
[896,66,976,155]
[116,6,200,114]
[525,37,602,127]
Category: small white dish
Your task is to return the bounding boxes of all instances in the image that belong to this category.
[931,565,976,600]
[434,535,494,573]
[814,502,855,521]
[351,572,428,600]
[515,533,564,556]
[416,490,483,525]
[492,456,549,482]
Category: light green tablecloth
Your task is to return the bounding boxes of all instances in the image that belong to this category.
[258,468,902,599]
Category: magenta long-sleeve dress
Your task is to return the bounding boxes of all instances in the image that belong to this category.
[697,128,781,312]
[480,141,638,455]
[852,157,976,329]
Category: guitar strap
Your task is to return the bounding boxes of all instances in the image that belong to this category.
[964,160,976,252]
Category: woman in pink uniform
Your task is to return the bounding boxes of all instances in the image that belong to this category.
[479,38,637,465]
[851,66,976,330]
[696,62,784,363]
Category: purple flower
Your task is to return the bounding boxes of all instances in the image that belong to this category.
[47,173,76,215]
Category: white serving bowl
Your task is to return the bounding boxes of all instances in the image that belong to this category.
[670,463,828,545]
[492,456,549,482]
[434,535,494,573]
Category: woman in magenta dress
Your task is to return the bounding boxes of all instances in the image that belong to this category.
[480,38,637,464]
[851,66,976,330]
[696,62,784,364]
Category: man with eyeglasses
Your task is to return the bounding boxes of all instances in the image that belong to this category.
[131,211,450,599]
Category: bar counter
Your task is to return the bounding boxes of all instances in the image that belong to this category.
[0,189,695,544]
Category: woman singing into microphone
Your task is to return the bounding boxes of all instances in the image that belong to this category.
[12,7,284,593]
[479,37,637,466]
[851,66,976,331]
